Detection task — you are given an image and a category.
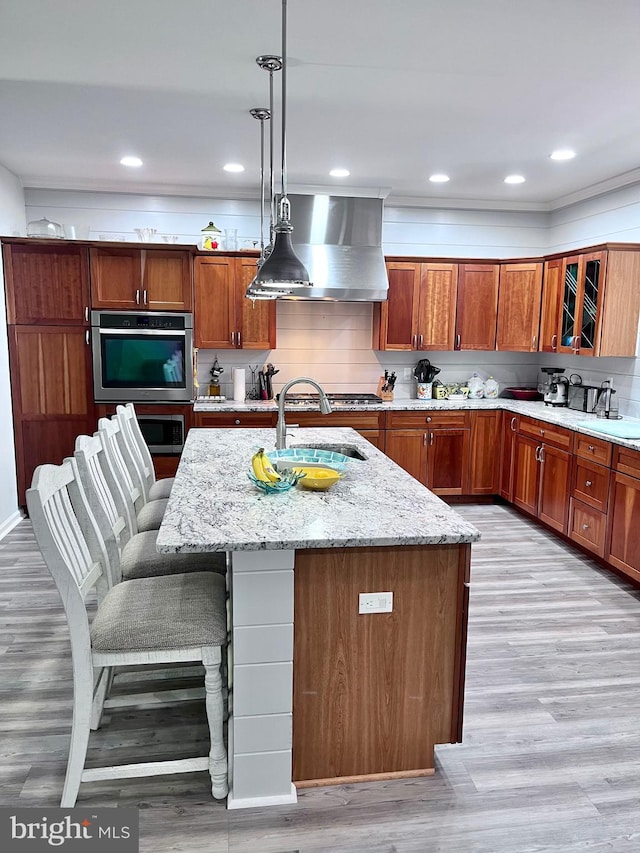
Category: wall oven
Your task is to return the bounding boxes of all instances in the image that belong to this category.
[92,311,194,403]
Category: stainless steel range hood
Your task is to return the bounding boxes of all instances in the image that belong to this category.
[282,194,388,301]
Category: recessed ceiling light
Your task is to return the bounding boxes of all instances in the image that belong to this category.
[329,168,350,178]
[429,173,450,183]
[550,149,576,161]
[504,174,525,184]
[223,163,245,173]
[120,156,143,167]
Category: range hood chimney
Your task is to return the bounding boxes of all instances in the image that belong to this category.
[281,194,388,301]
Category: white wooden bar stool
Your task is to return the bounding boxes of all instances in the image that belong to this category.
[74,432,226,583]
[26,457,228,807]
[98,416,167,532]
[116,403,175,500]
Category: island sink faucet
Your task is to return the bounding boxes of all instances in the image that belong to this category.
[276,377,332,449]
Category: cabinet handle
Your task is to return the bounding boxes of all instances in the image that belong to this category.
[588,445,595,452]
[135,289,140,305]
[582,523,590,530]
[237,330,241,347]
[143,289,148,305]
[510,416,517,432]
[551,334,557,351]
[573,335,580,353]
[429,432,434,446]
[455,334,461,350]
[540,428,545,435]
[463,582,470,589]
[423,432,428,446]
[234,419,240,425]
[412,334,417,349]
[85,330,90,345]
[585,480,592,487]
[532,335,537,350]
[230,332,236,345]
[84,306,89,322]
[419,334,423,349]
[539,446,545,463]
[426,416,432,423]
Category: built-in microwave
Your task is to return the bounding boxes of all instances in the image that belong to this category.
[137,414,185,455]
[91,311,194,403]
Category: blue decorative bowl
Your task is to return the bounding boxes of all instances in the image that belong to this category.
[267,447,350,473]
[247,469,306,494]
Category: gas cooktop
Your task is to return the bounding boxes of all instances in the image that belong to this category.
[278,392,383,407]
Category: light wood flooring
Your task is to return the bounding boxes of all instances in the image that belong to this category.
[2,504,640,852]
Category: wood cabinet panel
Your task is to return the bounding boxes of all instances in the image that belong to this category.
[569,499,607,557]
[417,263,457,350]
[90,248,141,309]
[293,545,465,781]
[574,433,612,467]
[599,250,640,356]
[518,417,573,451]
[91,247,192,311]
[512,434,540,515]
[3,243,90,325]
[376,263,419,350]
[237,256,276,349]
[455,263,499,350]
[499,412,518,501]
[152,455,181,478]
[194,256,236,348]
[386,411,469,429]
[358,429,385,451]
[427,428,469,495]
[292,411,385,430]
[496,262,543,352]
[614,446,640,479]
[194,412,276,428]
[384,429,427,483]
[572,459,610,513]
[143,250,192,311]
[538,444,571,533]
[606,471,640,583]
[539,258,562,352]
[469,410,501,495]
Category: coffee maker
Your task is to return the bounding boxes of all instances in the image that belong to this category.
[539,367,569,407]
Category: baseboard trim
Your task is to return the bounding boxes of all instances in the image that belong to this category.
[295,768,435,789]
[227,783,298,810]
[0,510,24,542]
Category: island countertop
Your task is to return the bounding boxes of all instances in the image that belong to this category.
[155,426,480,553]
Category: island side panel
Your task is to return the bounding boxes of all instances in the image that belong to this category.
[292,544,469,784]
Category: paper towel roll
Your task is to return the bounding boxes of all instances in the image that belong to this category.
[232,368,246,401]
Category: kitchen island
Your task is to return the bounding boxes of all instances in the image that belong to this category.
[156,426,480,809]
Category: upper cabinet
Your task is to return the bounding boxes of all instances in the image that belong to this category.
[90,247,192,311]
[194,254,276,350]
[496,262,543,352]
[539,247,640,357]
[373,261,457,351]
[454,263,499,350]
[3,242,90,325]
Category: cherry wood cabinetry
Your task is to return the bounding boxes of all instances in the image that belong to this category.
[373,262,458,351]
[468,410,501,495]
[496,262,543,352]
[9,325,95,505]
[454,263,500,350]
[90,247,192,311]
[3,241,90,325]
[606,448,640,582]
[540,258,563,352]
[194,254,275,350]
[385,411,470,495]
[194,412,276,428]
[499,412,519,501]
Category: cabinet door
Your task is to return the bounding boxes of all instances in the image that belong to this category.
[416,263,457,350]
[9,326,95,504]
[236,256,276,349]
[539,258,562,352]
[90,248,142,309]
[468,410,500,495]
[358,429,385,451]
[576,251,606,356]
[378,263,419,350]
[558,255,581,354]
[606,471,640,584]
[455,264,499,350]
[426,429,470,496]
[499,413,518,501]
[194,256,236,348]
[512,433,540,515]
[537,444,571,533]
[384,429,426,484]
[143,250,192,311]
[496,262,543,352]
[4,243,90,325]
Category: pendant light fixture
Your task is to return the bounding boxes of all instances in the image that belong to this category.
[256,53,282,261]
[253,0,312,291]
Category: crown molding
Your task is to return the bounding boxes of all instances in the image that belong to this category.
[386,194,551,213]
[546,168,640,212]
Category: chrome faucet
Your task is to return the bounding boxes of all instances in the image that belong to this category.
[276,377,332,449]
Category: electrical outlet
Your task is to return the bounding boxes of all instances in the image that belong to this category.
[359,592,393,614]
[403,367,413,381]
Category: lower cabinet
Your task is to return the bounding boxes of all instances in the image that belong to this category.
[468,410,501,495]
[499,412,519,501]
[569,499,607,558]
[194,412,276,428]
[606,462,640,583]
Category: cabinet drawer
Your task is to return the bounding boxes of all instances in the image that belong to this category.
[574,433,612,467]
[571,459,610,512]
[568,499,606,557]
[292,411,384,429]
[195,412,276,428]
[386,410,469,429]
[614,446,640,479]
[518,417,573,450]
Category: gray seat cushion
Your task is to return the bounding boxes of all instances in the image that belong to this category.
[149,477,174,500]
[91,572,227,652]
[136,498,168,532]
[121,530,227,580]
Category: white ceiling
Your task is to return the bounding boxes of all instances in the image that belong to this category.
[1,0,639,210]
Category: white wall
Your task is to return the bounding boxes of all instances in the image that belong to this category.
[0,164,25,535]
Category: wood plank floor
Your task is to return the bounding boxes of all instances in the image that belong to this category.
[2,504,640,852]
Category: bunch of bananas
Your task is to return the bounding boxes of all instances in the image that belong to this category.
[251,448,281,483]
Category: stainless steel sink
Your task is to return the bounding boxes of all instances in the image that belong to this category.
[290,443,368,461]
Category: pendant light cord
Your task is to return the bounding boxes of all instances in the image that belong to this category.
[269,67,276,242]
[281,0,288,201]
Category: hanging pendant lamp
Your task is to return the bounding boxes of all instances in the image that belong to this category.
[253,0,312,290]
[255,53,282,262]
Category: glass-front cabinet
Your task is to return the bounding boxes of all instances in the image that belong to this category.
[557,251,606,356]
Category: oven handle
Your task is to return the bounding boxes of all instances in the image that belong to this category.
[95,328,187,336]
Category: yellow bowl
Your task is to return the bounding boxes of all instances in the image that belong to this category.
[293,466,343,491]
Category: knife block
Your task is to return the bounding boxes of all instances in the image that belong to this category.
[376,377,394,401]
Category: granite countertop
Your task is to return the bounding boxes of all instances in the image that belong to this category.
[156,426,480,553]
[193,397,640,450]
